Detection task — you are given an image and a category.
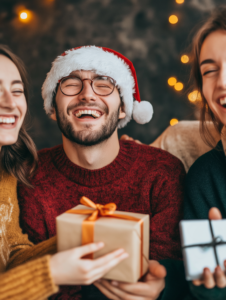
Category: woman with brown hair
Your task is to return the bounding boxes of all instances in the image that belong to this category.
[0,45,127,300]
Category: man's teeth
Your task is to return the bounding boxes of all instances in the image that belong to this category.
[220,97,226,106]
[75,110,101,118]
[0,117,15,124]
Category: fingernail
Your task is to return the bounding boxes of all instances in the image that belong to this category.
[111,281,118,286]
[215,266,221,273]
[204,268,209,274]
[97,242,104,247]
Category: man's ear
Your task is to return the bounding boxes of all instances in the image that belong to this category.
[50,108,57,121]
[118,103,126,120]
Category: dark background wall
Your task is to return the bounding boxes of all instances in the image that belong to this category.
[0,0,224,150]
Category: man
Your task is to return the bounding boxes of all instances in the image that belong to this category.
[18,46,186,300]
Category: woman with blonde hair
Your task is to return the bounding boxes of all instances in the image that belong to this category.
[0,45,127,300]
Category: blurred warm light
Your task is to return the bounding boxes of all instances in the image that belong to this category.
[168,77,177,86]
[20,12,27,19]
[170,118,179,126]
[174,82,184,91]
[19,10,32,23]
[181,55,189,64]
[176,0,184,3]
[169,15,178,24]
[188,90,202,102]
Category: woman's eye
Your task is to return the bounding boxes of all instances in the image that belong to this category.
[203,70,217,76]
[12,90,24,95]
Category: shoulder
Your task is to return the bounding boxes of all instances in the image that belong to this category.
[122,141,186,176]
[188,142,224,177]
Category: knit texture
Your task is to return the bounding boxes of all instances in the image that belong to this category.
[183,140,226,300]
[0,169,58,300]
[18,140,185,300]
[0,255,58,300]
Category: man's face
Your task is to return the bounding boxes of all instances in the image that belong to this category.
[52,70,126,146]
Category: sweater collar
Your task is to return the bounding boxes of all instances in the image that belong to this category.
[50,140,138,187]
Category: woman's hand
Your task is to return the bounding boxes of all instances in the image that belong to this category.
[120,134,142,144]
[50,242,128,285]
[192,207,226,289]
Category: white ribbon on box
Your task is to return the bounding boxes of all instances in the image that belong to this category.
[180,219,226,280]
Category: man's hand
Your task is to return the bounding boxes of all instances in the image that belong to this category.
[192,207,226,289]
[94,260,166,300]
[120,134,142,144]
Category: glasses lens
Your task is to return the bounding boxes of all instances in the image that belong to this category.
[93,76,115,95]
[61,77,82,96]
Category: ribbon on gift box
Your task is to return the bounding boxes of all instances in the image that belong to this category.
[66,196,144,277]
[182,219,226,266]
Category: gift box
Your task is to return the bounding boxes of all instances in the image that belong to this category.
[180,219,226,280]
[56,197,149,283]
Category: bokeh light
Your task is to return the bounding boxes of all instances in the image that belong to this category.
[174,82,184,91]
[181,55,189,64]
[188,90,202,102]
[176,0,184,3]
[170,118,179,126]
[168,77,177,86]
[169,15,178,24]
[19,10,32,23]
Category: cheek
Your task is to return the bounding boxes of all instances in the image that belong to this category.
[18,96,27,122]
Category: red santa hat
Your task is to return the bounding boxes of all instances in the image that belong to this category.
[42,46,153,128]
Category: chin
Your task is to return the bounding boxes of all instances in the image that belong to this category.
[0,136,18,147]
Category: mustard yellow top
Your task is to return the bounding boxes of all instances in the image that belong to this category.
[0,170,58,300]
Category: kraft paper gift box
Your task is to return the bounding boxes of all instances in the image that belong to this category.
[180,219,226,280]
[56,197,149,283]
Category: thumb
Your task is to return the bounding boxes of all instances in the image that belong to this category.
[209,207,222,220]
[148,260,167,279]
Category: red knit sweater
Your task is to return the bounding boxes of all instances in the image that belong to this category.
[18,141,185,300]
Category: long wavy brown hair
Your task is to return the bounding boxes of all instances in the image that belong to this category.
[190,6,226,147]
[0,45,38,187]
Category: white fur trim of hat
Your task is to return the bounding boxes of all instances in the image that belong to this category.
[42,46,153,128]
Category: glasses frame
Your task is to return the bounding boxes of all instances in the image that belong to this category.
[59,75,116,97]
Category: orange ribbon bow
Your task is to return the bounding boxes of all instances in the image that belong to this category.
[66,196,144,277]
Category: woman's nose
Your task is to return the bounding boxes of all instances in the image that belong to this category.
[0,87,16,109]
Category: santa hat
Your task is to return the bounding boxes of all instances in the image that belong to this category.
[42,46,153,128]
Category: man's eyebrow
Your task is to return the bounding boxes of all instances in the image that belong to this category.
[200,59,216,67]
[11,80,24,85]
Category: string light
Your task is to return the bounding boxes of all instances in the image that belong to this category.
[174,82,184,91]
[19,10,32,23]
[169,15,178,24]
[181,55,189,64]
[176,0,184,3]
[188,90,202,102]
[168,77,177,86]
[170,118,179,126]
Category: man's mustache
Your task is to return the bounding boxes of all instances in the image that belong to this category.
[67,103,108,115]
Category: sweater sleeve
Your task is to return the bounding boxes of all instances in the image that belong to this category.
[183,154,226,300]
[0,255,58,300]
[149,157,185,260]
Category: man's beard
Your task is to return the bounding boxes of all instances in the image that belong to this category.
[55,104,120,147]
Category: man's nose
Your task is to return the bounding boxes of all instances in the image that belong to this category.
[77,79,97,102]
[0,88,17,110]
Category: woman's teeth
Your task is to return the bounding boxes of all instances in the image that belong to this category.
[220,97,226,106]
[75,110,101,118]
[0,117,15,124]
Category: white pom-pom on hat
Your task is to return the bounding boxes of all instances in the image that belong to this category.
[42,46,154,128]
[133,101,154,124]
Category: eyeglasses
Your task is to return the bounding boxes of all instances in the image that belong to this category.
[59,75,116,97]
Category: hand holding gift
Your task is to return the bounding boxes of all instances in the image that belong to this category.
[94,260,166,300]
[180,207,226,289]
